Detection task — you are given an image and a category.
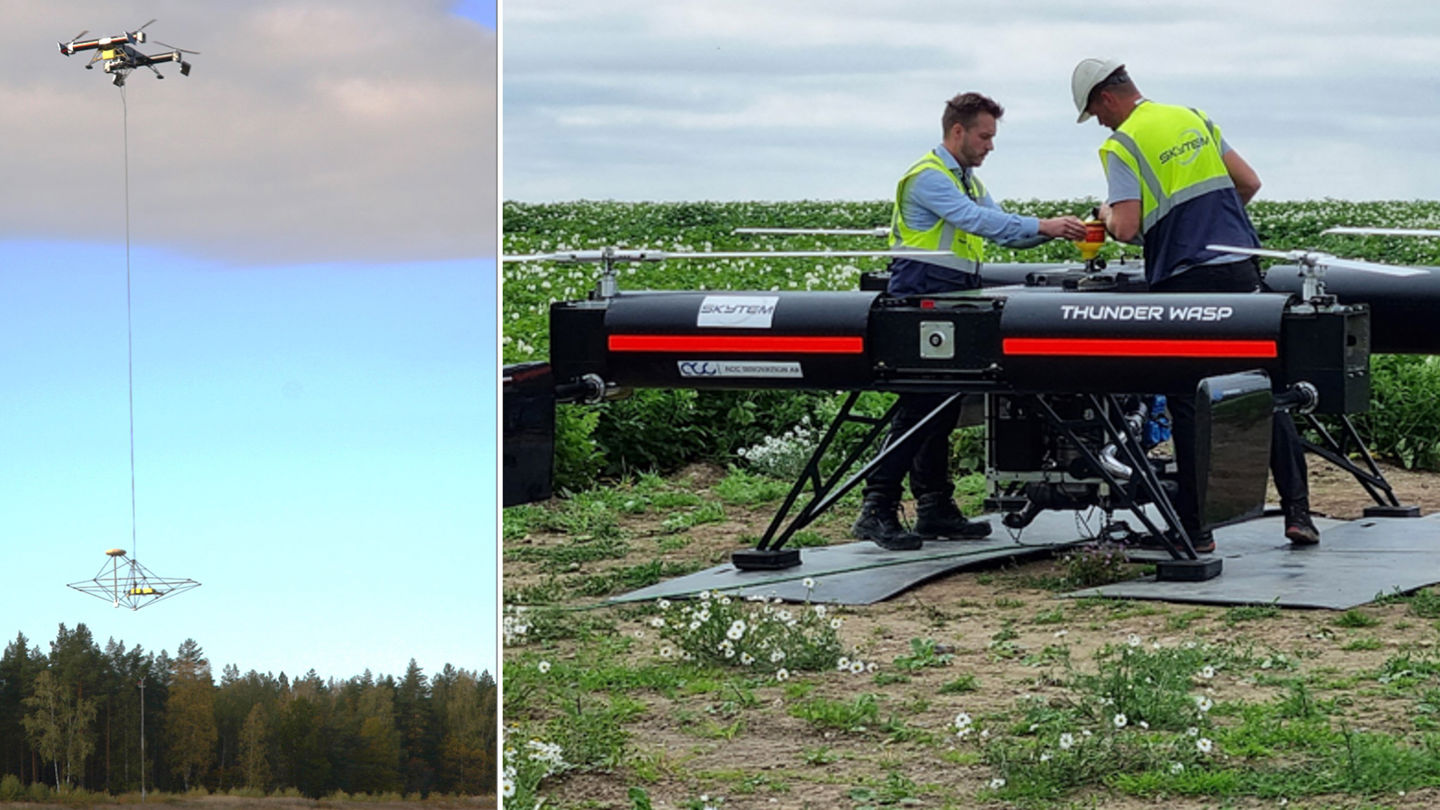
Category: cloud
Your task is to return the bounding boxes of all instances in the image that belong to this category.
[6,0,495,264]
[502,0,1440,203]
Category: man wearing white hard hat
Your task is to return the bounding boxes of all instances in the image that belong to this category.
[1069,58,1318,553]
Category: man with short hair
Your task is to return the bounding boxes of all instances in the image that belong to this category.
[1070,59,1319,552]
[853,92,1087,551]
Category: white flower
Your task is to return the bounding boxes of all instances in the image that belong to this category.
[1197,737,1214,755]
[723,647,735,659]
[803,577,816,589]
[866,661,877,673]
[1139,720,1150,730]
[1127,634,1142,648]
[814,604,828,618]
[720,596,732,606]
[538,660,551,674]
[727,620,747,641]
[699,590,711,601]
[830,618,843,630]
[657,598,671,611]
[1187,726,1199,736]
[659,646,673,659]
[696,609,711,623]
[770,650,786,663]
[1194,695,1214,713]
[988,777,1006,789]
[1059,732,1075,750]
[502,777,515,798]
[1039,751,1053,762]
[777,610,793,622]
[849,660,865,674]
[741,652,755,665]
[954,712,973,730]
[634,630,645,639]
[1200,665,1215,679]
[980,729,990,740]
[1151,642,1161,650]
[1113,713,1128,729]
[650,617,665,628]
[1170,762,1185,775]
[776,668,790,681]
[837,656,850,671]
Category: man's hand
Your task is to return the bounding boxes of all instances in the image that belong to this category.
[1039,215,1088,241]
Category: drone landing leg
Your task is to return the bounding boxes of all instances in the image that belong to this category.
[732,391,957,571]
[1299,413,1420,517]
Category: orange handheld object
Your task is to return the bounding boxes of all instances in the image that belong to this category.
[1077,219,1106,261]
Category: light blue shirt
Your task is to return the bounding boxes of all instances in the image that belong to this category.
[899,145,1046,249]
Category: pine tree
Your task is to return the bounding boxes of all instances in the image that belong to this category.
[237,704,270,790]
[165,640,217,791]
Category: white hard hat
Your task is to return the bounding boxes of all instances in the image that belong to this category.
[1072,58,1124,123]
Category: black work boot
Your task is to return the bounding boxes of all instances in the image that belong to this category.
[913,493,992,540]
[1284,501,1320,546]
[852,498,922,551]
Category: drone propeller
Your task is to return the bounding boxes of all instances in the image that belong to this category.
[734,227,890,238]
[136,19,157,32]
[503,247,947,263]
[1206,244,1425,277]
[1323,226,1440,238]
[504,246,950,298]
[70,30,89,42]
[150,40,201,54]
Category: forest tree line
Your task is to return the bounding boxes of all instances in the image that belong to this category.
[0,624,496,797]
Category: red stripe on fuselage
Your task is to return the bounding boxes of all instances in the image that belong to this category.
[609,334,864,354]
[1003,337,1276,358]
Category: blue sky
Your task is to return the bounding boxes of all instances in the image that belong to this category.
[2,1,496,682]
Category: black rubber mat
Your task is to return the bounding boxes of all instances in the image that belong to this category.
[1068,512,1440,609]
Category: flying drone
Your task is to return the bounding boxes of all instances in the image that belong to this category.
[67,549,200,611]
[58,20,198,86]
[503,226,1440,582]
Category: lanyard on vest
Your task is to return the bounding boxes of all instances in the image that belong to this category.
[957,167,978,202]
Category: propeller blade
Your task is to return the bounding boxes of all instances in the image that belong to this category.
[503,248,949,263]
[734,227,890,237]
[137,19,157,31]
[1319,256,1427,277]
[1324,226,1440,238]
[1207,244,1425,277]
[72,30,89,42]
[1206,244,1294,261]
[152,40,200,54]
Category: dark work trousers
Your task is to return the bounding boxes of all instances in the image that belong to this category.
[862,257,981,505]
[1151,258,1310,533]
[863,392,965,504]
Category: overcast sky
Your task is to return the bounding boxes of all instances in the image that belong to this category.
[2,0,496,683]
[502,0,1440,204]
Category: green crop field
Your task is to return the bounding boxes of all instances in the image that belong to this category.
[503,199,1440,489]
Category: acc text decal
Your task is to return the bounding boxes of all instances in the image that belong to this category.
[677,360,803,379]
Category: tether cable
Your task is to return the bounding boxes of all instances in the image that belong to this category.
[120,83,139,561]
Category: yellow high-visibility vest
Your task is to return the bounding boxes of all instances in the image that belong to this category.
[1100,102,1233,236]
[888,151,986,272]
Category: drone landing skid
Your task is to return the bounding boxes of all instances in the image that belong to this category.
[67,550,200,610]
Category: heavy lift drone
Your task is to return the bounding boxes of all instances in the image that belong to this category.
[58,20,198,86]
[503,228,1437,584]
